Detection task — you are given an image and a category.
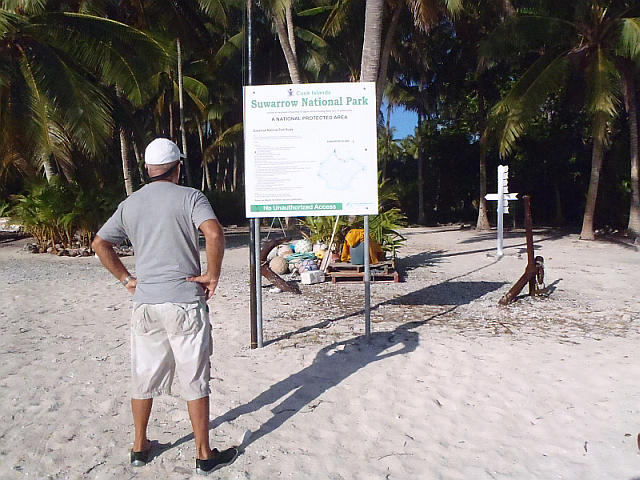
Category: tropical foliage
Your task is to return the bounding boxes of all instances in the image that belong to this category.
[483,0,640,239]
[299,175,407,256]
[9,179,121,248]
[1,0,639,248]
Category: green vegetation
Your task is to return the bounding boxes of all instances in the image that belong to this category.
[1,0,639,248]
[9,180,121,248]
[299,176,406,257]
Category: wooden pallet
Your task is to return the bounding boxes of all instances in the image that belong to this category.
[326,259,396,274]
[327,260,399,283]
[329,270,399,283]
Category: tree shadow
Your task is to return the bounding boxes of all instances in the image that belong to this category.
[396,250,444,275]
[163,268,506,456]
[266,274,503,347]
[456,228,569,246]
[383,280,505,306]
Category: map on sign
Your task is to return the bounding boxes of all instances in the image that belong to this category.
[318,150,366,191]
[243,82,378,218]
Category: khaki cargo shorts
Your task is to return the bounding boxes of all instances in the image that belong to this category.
[130,301,212,401]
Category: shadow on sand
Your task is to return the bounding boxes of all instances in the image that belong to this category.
[166,274,503,456]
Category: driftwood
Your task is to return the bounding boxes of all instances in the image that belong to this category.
[498,196,545,305]
[260,237,301,294]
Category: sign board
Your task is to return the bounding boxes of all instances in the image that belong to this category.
[484,165,518,256]
[243,82,378,218]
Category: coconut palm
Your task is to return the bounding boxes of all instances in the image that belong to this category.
[0,7,170,184]
[485,0,640,239]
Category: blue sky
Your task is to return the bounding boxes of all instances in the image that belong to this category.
[387,106,417,139]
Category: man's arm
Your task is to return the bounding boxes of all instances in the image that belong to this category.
[92,235,137,294]
[186,219,225,300]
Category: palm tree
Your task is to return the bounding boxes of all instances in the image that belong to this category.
[253,0,335,85]
[485,1,640,240]
[0,8,169,185]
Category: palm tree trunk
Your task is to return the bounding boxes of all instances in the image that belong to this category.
[285,4,297,63]
[580,127,606,240]
[120,128,135,196]
[476,130,491,230]
[169,102,175,140]
[274,15,302,84]
[553,181,565,225]
[177,38,194,187]
[375,2,403,110]
[417,113,425,225]
[360,0,384,85]
[133,140,144,181]
[232,144,238,192]
[476,83,490,230]
[382,102,392,180]
[624,71,640,237]
[197,121,209,191]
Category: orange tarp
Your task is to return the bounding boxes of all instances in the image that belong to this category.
[340,229,385,265]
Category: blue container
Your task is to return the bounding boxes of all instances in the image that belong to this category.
[350,242,365,265]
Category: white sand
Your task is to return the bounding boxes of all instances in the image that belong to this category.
[1,226,639,479]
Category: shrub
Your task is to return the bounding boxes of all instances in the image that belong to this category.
[299,175,407,257]
[10,179,121,248]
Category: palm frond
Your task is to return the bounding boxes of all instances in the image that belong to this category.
[296,27,329,50]
[480,15,575,65]
[259,0,291,20]
[29,12,172,105]
[18,37,112,157]
[617,18,640,62]
[384,83,417,108]
[407,0,439,32]
[2,0,47,15]
[0,9,26,36]
[181,76,211,115]
[298,6,334,17]
[198,0,229,28]
[212,31,244,66]
[585,46,620,119]
[443,0,463,16]
[322,0,351,37]
[490,48,570,157]
[214,122,243,147]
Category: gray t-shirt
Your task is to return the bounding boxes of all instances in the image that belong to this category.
[97,182,217,303]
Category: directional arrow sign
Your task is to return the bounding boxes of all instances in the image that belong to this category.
[485,165,520,256]
[485,193,519,201]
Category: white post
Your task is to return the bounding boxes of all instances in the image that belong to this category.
[485,166,517,258]
[497,165,505,257]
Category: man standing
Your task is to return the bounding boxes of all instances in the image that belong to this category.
[92,138,237,475]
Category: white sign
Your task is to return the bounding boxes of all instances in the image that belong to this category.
[485,165,518,256]
[485,193,518,201]
[243,82,378,218]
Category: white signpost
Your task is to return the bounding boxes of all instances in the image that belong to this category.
[485,165,518,257]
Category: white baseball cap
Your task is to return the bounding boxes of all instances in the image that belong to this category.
[144,138,186,165]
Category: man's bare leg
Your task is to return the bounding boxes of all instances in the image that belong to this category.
[131,398,153,452]
[187,396,214,460]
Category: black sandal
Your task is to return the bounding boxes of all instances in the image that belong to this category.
[130,448,150,467]
[195,447,239,475]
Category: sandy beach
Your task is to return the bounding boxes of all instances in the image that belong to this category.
[1,225,640,479]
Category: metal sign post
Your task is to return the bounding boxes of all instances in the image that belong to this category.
[364,215,371,341]
[246,0,263,349]
[485,165,518,257]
